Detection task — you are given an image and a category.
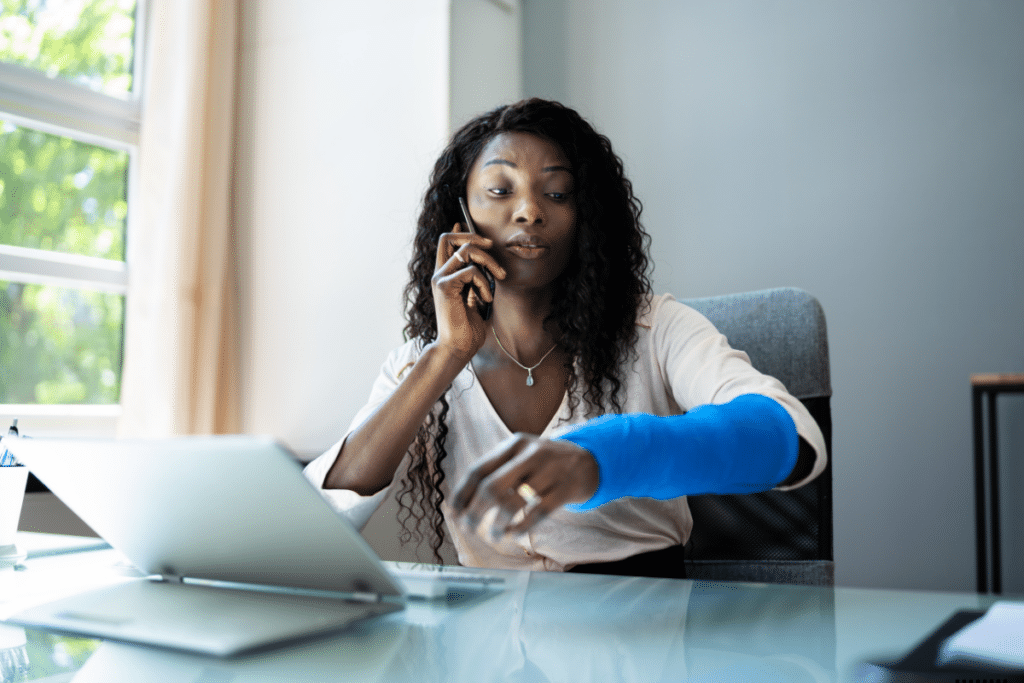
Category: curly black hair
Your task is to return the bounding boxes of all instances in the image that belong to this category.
[397,98,652,562]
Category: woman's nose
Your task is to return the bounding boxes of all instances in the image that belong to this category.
[512,193,544,224]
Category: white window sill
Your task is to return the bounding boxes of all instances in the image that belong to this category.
[0,404,120,439]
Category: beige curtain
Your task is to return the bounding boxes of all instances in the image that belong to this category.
[118,0,240,436]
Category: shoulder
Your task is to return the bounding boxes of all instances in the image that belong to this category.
[634,293,752,401]
[637,293,719,340]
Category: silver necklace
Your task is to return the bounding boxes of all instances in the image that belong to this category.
[491,326,558,387]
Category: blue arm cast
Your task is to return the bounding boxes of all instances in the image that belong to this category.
[553,394,799,511]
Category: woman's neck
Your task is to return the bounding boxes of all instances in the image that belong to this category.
[485,287,559,362]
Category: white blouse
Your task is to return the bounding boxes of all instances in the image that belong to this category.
[303,294,827,572]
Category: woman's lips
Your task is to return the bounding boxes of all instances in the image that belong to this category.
[506,244,549,259]
[505,233,550,259]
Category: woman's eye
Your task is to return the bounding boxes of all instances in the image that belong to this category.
[488,187,510,196]
[547,192,570,201]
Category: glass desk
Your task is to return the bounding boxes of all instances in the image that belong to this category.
[0,533,1012,682]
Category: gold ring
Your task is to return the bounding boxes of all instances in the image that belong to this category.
[516,482,541,508]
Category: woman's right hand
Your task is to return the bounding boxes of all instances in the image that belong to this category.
[326,222,505,495]
[432,222,506,361]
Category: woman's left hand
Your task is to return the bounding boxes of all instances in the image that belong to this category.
[450,433,600,541]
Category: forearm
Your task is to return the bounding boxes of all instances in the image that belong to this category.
[553,394,800,510]
[324,342,468,495]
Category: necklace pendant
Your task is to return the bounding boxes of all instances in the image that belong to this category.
[491,325,556,389]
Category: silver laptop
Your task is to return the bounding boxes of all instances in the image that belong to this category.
[5,435,415,656]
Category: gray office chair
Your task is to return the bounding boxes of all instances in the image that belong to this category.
[681,287,834,586]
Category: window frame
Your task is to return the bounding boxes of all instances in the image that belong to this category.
[0,1,148,437]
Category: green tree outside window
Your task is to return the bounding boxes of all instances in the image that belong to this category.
[0,0,136,405]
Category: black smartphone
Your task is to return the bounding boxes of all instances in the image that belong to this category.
[458,197,495,321]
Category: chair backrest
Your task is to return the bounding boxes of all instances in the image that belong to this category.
[680,287,834,586]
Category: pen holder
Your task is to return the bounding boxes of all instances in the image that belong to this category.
[0,465,29,566]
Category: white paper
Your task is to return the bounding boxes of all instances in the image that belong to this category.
[938,601,1024,670]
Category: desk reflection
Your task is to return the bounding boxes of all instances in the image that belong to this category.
[1,623,30,681]
[68,619,409,683]
[50,571,835,683]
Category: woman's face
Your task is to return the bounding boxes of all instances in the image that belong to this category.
[464,132,577,292]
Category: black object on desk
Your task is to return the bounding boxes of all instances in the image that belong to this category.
[857,610,1024,683]
[972,373,1024,594]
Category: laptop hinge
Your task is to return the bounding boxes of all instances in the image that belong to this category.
[155,570,185,584]
[347,591,384,604]
[147,574,389,603]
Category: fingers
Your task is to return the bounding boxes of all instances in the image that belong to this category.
[436,222,483,266]
[436,225,506,281]
[431,225,500,359]
[487,473,561,541]
[496,459,573,536]
[451,435,598,542]
[432,260,495,306]
[451,433,532,514]
[443,243,505,287]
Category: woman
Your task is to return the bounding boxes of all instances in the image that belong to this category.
[304,99,826,575]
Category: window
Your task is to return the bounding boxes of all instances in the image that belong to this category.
[0,0,144,435]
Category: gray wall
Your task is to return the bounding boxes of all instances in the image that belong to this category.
[523,0,1024,591]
